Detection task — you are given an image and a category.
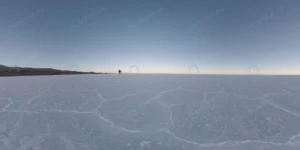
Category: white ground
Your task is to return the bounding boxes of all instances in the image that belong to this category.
[0,74,300,150]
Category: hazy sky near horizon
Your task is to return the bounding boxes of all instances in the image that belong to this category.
[0,0,299,74]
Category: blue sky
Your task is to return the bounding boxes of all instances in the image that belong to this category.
[0,0,299,74]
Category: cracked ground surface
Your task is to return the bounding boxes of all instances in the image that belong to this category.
[0,74,300,150]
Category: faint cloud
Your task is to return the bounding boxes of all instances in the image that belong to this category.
[138,8,164,24]
[190,8,224,31]
[68,24,80,31]
[248,7,284,29]
[189,64,199,73]
[8,25,21,31]
[1,9,44,44]
[128,8,164,31]
[8,50,45,70]
[129,65,140,73]
[128,24,142,31]
[20,51,45,66]
[68,8,105,31]
[6,9,45,31]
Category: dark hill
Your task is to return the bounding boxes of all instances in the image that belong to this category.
[0,65,108,77]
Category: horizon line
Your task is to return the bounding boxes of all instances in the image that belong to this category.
[2,64,300,76]
[122,72,300,76]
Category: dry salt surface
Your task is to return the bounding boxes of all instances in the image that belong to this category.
[1,74,300,150]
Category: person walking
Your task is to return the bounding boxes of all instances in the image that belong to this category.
[118,69,122,75]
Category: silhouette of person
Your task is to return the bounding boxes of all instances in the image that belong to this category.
[118,69,121,75]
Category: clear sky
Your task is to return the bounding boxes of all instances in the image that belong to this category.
[0,0,299,74]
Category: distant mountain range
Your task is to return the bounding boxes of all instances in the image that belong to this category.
[0,64,108,77]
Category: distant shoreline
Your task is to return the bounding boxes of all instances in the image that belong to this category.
[0,72,112,77]
[0,64,111,77]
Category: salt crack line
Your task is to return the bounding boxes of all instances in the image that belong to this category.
[103,84,157,94]
[154,90,210,127]
[257,90,287,100]
[235,88,288,101]
[266,101,300,117]
[94,112,142,133]
[108,90,148,101]
[286,132,300,145]
[142,88,158,94]
[157,128,295,148]
[178,84,225,94]
[109,94,137,101]
[178,88,199,93]
[232,93,254,100]
[94,90,142,133]
[107,123,142,133]
[94,90,107,101]
[168,104,181,126]
[94,90,108,110]
[145,94,160,105]
[20,94,41,108]
[21,87,49,107]
[200,93,208,104]
[20,133,50,150]
[157,128,207,147]
[1,98,13,112]
[277,87,291,94]
[146,88,181,104]
[42,109,96,114]
[94,89,148,102]
[4,110,39,114]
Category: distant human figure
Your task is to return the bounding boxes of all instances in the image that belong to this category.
[118,69,122,75]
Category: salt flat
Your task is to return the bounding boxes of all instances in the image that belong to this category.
[0,74,300,150]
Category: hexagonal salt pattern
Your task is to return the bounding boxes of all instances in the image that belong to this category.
[0,74,300,150]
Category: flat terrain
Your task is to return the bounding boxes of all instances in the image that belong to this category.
[0,74,300,150]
